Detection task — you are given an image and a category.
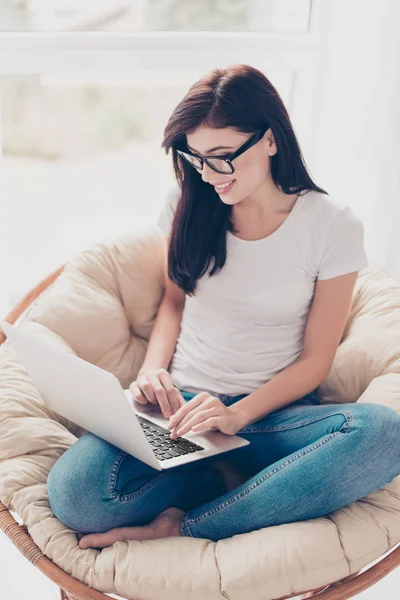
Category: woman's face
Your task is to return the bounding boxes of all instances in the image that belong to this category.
[185,125,277,205]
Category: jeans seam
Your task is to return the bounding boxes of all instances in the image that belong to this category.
[109,450,167,502]
[239,410,353,433]
[109,451,125,499]
[181,519,195,537]
[182,431,343,526]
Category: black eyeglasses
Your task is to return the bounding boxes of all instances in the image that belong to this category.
[176,128,267,175]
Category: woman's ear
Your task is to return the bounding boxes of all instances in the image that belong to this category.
[264,128,277,156]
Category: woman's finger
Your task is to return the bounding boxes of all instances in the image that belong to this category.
[191,417,219,432]
[170,407,216,438]
[173,407,215,433]
[168,393,209,430]
[171,388,188,413]
[158,372,183,415]
[177,391,187,408]
[129,381,148,404]
[137,377,157,404]
[147,373,171,417]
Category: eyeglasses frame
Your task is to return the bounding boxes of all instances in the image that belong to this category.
[176,127,267,175]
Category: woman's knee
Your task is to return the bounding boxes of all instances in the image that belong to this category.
[347,402,400,434]
[347,403,400,472]
[47,432,121,530]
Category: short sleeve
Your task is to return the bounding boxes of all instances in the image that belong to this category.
[156,184,181,238]
[317,207,369,280]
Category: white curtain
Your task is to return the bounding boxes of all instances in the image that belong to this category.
[311,0,400,281]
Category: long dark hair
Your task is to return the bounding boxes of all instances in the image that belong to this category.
[161,64,328,296]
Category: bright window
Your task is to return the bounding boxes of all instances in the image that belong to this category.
[0,0,321,315]
[1,0,312,32]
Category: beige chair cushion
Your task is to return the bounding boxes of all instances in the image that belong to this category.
[0,227,399,600]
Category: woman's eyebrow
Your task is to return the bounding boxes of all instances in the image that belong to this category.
[186,144,234,153]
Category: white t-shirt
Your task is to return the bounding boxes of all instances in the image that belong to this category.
[157,185,369,396]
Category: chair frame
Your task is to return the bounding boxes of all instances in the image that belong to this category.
[0,265,399,600]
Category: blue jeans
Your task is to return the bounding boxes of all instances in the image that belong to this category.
[47,388,400,542]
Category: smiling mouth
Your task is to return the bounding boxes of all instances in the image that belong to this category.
[214,179,236,192]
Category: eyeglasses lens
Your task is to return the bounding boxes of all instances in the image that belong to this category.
[179,151,232,174]
[206,158,233,174]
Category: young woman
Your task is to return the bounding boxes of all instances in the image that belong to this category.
[47,64,400,550]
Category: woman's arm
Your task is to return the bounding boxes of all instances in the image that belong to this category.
[138,295,184,374]
[230,272,359,429]
[230,354,328,429]
[139,239,185,374]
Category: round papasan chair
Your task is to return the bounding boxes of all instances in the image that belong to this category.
[0,225,400,600]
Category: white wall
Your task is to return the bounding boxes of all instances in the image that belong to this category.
[311,0,400,280]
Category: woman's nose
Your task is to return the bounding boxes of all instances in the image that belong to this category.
[201,161,215,184]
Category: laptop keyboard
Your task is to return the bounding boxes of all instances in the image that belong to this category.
[137,415,204,461]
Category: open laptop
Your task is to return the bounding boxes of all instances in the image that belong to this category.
[1,321,249,471]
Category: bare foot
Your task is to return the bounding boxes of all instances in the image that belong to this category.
[78,507,185,549]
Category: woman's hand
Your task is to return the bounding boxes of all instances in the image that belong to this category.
[167,392,243,438]
[129,368,186,419]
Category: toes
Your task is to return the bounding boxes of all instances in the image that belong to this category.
[78,536,92,549]
[79,535,103,549]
